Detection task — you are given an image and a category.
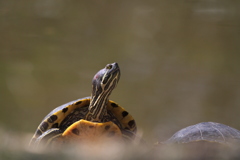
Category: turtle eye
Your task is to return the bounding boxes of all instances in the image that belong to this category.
[106,64,112,70]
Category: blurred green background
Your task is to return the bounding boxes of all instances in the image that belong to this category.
[1,0,240,146]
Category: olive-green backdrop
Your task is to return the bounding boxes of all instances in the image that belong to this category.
[1,0,240,148]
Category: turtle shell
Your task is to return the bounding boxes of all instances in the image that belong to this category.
[164,122,240,145]
[30,97,137,146]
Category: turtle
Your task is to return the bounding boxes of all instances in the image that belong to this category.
[29,62,137,148]
[152,122,240,159]
[161,122,240,146]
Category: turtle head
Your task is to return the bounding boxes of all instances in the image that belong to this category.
[87,63,120,122]
[92,62,120,94]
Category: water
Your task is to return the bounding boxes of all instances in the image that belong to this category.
[0,0,240,158]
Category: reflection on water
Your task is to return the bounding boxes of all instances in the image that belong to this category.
[0,0,240,158]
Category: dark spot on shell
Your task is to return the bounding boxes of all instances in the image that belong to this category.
[47,115,58,123]
[105,125,110,130]
[128,120,135,128]
[111,103,118,108]
[122,111,129,117]
[36,130,42,136]
[62,107,68,113]
[72,128,80,135]
[52,123,58,128]
[107,131,115,137]
[89,125,94,128]
[75,101,82,105]
[40,122,49,132]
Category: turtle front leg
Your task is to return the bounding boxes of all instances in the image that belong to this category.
[33,128,63,149]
